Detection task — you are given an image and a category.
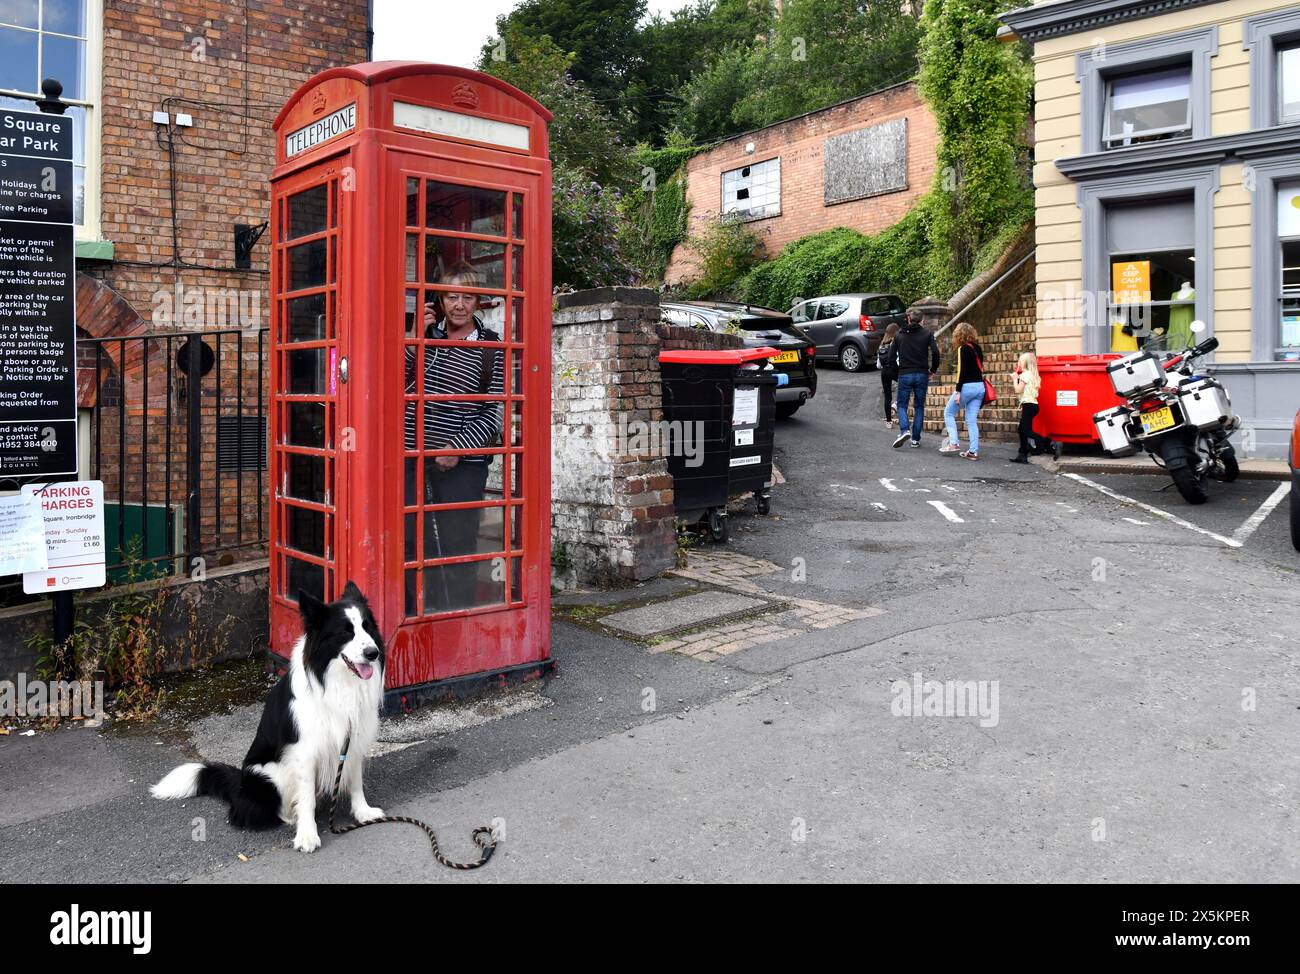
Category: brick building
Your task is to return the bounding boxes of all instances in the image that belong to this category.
[665,81,939,286]
[1,0,369,571]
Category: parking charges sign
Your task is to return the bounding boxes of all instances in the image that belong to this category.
[0,107,78,477]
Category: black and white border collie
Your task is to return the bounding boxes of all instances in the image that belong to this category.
[152,581,385,853]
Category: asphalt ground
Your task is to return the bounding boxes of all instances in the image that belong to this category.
[1,365,1296,883]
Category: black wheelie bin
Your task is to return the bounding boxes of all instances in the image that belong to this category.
[658,346,784,542]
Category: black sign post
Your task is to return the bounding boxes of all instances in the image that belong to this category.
[0,85,77,480]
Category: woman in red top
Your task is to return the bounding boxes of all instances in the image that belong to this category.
[940,322,986,460]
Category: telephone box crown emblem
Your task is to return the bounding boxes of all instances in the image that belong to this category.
[310,89,327,115]
[451,83,479,109]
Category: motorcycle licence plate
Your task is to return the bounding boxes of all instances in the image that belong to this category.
[1140,406,1175,434]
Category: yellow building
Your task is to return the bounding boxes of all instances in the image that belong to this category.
[1001,0,1300,457]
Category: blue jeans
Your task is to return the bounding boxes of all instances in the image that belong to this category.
[896,373,929,441]
[944,382,986,453]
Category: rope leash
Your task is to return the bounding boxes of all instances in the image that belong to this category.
[328,740,497,870]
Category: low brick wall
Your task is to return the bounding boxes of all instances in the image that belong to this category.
[550,288,743,587]
[0,560,269,685]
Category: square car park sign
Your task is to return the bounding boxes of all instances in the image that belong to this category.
[21,480,106,593]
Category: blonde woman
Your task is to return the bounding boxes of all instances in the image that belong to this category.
[1010,351,1048,463]
[940,322,986,460]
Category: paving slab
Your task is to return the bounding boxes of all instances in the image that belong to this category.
[599,591,768,637]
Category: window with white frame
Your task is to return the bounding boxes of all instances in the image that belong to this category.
[1103,66,1193,148]
[1279,41,1300,124]
[722,158,780,220]
[0,0,98,234]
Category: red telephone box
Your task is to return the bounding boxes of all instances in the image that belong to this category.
[267,62,552,707]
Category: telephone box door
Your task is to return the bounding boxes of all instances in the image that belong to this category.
[372,152,549,690]
[270,160,351,625]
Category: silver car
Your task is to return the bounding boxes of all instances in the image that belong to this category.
[789,293,908,372]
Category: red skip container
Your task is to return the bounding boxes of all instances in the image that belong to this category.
[1034,355,1128,445]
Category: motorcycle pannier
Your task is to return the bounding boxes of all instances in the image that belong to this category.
[1178,378,1232,431]
[1094,405,1137,456]
[1106,350,1165,397]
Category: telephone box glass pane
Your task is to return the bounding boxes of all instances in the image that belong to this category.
[511,244,523,290]
[288,240,327,291]
[509,402,524,446]
[424,237,505,289]
[286,402,326,447]
[286,507,325,556]
[286,454,326,502]
[510,558,522,602]
[406,177,419,226]
[511,297,523,342]
[288,349,325,394]
[406,234,419,282]
[287,293,326,342]
[287,185,328,239]
[473,505,505,556]
[512,193,523,240]
[425,181,506,236]
[286,557,324,603]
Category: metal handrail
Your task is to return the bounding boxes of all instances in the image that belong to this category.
[935,250,1034,340]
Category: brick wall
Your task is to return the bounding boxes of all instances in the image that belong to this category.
[550,288,743,586]
[666,82,938,284]
[75,0,368,563]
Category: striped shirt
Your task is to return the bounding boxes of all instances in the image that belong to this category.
[403,322,504,462]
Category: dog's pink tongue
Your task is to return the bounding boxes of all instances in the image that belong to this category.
[355,662,374,680]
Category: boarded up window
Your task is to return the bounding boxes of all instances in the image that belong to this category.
[823,118,908,205]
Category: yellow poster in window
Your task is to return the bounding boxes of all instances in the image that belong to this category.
[1112,260,1151,304]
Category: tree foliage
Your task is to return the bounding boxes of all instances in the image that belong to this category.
[676,0,923,142]
[919,0,1033,276]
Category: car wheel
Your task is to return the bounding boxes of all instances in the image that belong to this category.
[1290,476,1300,552]
[775,401,801,419]
[838,344,866,373]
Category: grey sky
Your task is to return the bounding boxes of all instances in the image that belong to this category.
[373,0,694,68]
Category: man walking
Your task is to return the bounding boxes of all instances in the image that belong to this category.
[892,309,941,448]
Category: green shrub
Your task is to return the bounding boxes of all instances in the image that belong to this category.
[683,216,766,299]
[552,165,636,291]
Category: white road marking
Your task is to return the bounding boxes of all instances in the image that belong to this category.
[942,484,958,492]
[871,502,888,511]
[1122,517,1149,526]
[1231,482,1291,545]
[928,500,965,523]
[1062,472,1242,548]
[879,478,900,492]
[915,488,932,493]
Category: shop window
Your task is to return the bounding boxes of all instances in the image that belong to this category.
[1276,182,1300,361]
[1107,250,1196,352]
[1103,66,1192,148]
[722,158,780,220]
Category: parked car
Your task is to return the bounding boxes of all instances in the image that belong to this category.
[1290,406,1300,551]
[660,300,817,418]
[789,293,908,373]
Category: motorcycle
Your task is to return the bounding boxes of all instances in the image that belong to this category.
[1092,321,1240,505]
